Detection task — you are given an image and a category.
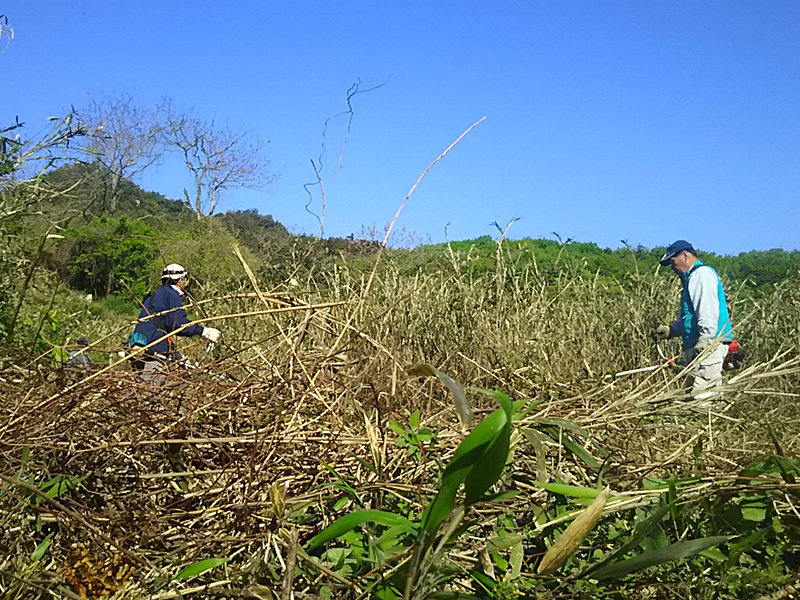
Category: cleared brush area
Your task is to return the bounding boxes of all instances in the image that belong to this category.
[2,245,800,600]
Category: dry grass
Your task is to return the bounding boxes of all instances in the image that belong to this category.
[1,251,799,598]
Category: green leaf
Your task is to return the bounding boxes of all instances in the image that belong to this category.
[700,547,727,562]
[511,397,540,420]
[487,534,523,552]
[476,490,519,503]
[406,364,472,426]
[464,390,513,504]
[307,510,416,549]
[508,536,523,580]
[536,417,591,438]
[174,557,230,580]
[536,482,602,499]
[388,420,406,436]
[592,536,735,580]
[740,499,768,522]
[521,428,549,481]
[30,533,53,563]
[420,390,514,537]
[409,410,421,429]
[35,474,87,504]
[468,570,496,592]
[580,500,671,579]
[692,438,703,459]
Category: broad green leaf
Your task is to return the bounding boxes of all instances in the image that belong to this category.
[487,534,523,552]
[468,570,496,592]
[536,482,601,499]
[406,364,472,426]
[508,536,523,580]
[376,524,414,552]
[307,510,415,548]
[740,455,800,484]
[741,503,768,522]
[421,390,513,535]
[592,536,735,580]
[175,557,230,580]
[409,410,421,429]
[388,420,406,436]
[700,547,727,561]
[421,478,462,538]
[31,533,53,563]
[464,390,513,504]
[642,476,700,490]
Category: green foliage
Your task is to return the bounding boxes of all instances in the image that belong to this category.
[389,410,437,463]
[174,557,230,580]
[66,215,157,298]
[308,384,515,599]
[214,209,289,253]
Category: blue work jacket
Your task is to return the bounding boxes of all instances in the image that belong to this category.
[133,284,204,355]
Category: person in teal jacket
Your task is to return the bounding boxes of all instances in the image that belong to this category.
[653,240,733,398]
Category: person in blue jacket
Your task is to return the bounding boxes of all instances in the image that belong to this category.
[65,336,94,383]
[653,240,733,398]
[130,264,220,371]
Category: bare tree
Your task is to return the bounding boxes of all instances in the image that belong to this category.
[0,14,14,56]
[78,94,165,213]
[162,102,274,218]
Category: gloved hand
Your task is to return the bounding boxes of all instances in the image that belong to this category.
[694,337,712,352]
[201,327,220,343]
[653,324,671,341]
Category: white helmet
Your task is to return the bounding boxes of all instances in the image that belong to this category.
[161,263,187,282]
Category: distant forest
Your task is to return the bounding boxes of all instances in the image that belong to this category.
[21,163,800,300]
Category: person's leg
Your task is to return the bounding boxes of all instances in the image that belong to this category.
[140,360,166,387]
[692,343,728,400]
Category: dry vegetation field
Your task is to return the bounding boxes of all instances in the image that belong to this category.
[2,243,800,600]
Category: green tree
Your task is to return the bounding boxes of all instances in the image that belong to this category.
[67,216,158,298]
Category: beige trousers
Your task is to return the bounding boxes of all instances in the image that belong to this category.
[684,343,729,399]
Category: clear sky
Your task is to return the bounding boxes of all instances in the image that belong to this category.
[3,1,799,254]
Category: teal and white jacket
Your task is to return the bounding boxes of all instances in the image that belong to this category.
[668,260,733,350]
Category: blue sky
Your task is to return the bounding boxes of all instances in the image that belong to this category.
[3,1,799,254]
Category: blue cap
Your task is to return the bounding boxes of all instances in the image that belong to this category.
[659,240,695,266]
[77,337,89,346]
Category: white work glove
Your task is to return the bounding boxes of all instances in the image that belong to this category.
[653,324,671,341]
[201,327,220,343]
[694,337,712,352]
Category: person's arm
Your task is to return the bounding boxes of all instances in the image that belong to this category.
[668,320,682,338]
